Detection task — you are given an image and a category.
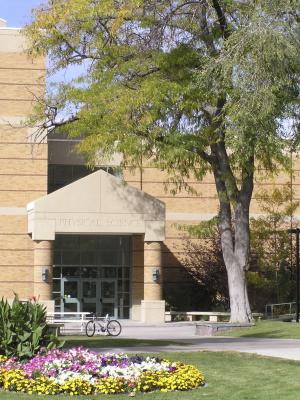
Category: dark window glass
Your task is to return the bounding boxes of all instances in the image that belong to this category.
[82,302,96,313]
[103,268,117,278]
[102,303,115,316]
[81,267,98,278]
[53,251,61,265]
[73,165,89,180]
[62,251,81,265]
[99,236,121,250]
[59,236,80,250]
[123,294,130,306]
[64,281,78,298]
[53,267,61,278]
[62,267,81,278]
[48,165,120,194]
[123,280,130,293]
[100,251,120,266]
[53,279,61,292]
[123,251,131,266]
[118,280,123,292]
[80,236,101,251]
[123,268,130,279]
[56,165,73,184]
[81,251,97,265]
[54,297,61,305]
[120,236,131,251]
[83,281,97,298]
[117,267,123,279]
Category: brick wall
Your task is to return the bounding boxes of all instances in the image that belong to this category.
[0,28,47,300]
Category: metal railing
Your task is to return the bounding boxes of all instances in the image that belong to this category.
[265,302,296,318]
[46,312,91,333]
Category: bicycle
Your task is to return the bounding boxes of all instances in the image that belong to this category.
[85,313,122,337]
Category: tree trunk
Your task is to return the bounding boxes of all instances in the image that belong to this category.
[212,148,253,324]
[226,258,252,323]
[220,198,252,323]
[219,219,252,324]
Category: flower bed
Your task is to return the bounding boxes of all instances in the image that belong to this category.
[0,348,205,395]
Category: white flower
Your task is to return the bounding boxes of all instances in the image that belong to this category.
[50,371,96,385]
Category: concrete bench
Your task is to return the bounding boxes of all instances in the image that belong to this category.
[46,323,64,336]
[165,311,263,322]
[195,322,254,336]
[165,311,230,322]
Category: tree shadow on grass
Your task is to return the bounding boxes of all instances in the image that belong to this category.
[227,329,290,338]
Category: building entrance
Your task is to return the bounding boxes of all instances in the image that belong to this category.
[62,278,118,316]
[52,235,131,318]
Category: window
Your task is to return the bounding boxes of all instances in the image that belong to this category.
[48,165,120,193]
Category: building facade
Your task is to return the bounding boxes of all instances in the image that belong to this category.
[0,21,167,323]
[1,20,299,322]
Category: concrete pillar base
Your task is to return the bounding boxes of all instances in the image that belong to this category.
[131,304,141,321]
[38,300,55,313]
[141,300,165,323]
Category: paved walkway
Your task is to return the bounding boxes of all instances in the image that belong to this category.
[91,321,300,361]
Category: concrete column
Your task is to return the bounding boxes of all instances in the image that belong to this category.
[131,235,144,321]
[144,241,163,300]
[33,240,53,301]
[141,241,165,323]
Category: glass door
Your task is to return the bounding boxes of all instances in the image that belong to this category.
[101,279,117,317]
[81,279,98,314]
[54,235,132,318]
[61,277,118,316]
[62,278,80,313]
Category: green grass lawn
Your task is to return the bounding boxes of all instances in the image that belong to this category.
[62,336,186,348]
[221,319,300,339]
[1,351,300,400]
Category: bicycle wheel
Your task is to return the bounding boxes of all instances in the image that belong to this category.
[85,320,96,337]
[107,320,122,336]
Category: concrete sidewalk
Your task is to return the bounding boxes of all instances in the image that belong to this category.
[91,321,300,361]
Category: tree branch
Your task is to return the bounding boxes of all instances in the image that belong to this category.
[212,0,230,39]
[198,3,217,54]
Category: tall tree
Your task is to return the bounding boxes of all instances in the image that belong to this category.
[180,184,299,313]
[25,0,299,323]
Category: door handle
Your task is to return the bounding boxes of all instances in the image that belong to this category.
[99,298,102,303]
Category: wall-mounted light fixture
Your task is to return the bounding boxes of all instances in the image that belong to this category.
[42,267,49,282]
[152,267,159,282]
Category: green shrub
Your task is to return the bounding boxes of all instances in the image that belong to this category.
[0,294,63,359]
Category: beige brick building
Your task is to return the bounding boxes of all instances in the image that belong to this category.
[0,20,299,322]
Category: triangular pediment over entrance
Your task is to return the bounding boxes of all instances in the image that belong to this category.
[27,170,165,241]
